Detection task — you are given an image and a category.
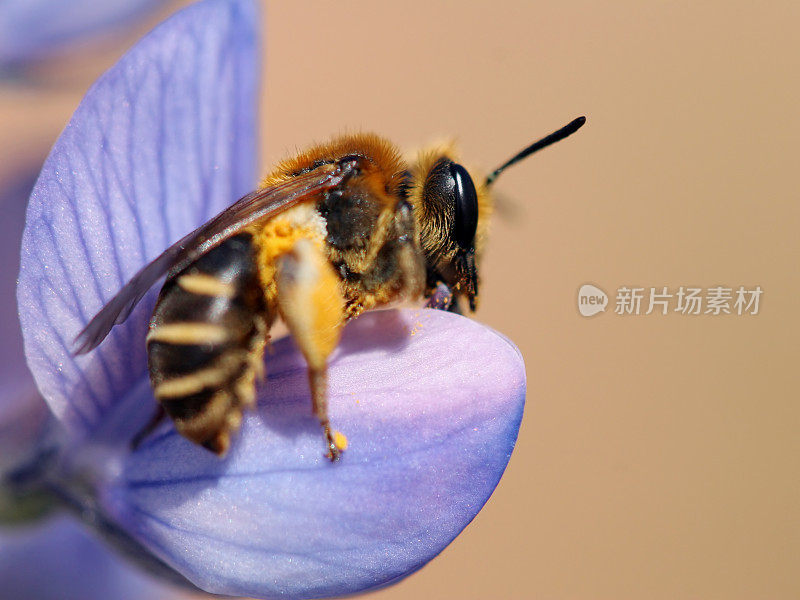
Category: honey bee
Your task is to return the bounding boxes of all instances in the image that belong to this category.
[73,117,585,460]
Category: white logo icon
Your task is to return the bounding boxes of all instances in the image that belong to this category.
[578,284,608,317]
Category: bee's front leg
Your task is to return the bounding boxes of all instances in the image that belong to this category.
[425,281,463,314]
[425,281,453,310]
[275,239,347,461]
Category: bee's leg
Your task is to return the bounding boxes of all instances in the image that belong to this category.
[425,281,455,310]
[131,404,166,450]
[446,295,463,315]
[275,239,347,461]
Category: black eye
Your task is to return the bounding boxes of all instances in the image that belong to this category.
[450,162,478,250]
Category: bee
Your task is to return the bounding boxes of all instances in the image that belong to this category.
[73,117,586,460]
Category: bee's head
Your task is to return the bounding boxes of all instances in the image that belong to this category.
[408,116,586,312]
[409,154,484,311]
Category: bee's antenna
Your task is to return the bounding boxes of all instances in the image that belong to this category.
[486,116,586,186]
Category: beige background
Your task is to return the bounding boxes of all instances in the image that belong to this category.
[1,1,798,598]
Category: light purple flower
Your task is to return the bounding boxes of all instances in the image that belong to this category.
[0,0,163,68]
[12,0,526,598]
[0,170,48,477]
[0,517,186,600]
[0,173,186,599]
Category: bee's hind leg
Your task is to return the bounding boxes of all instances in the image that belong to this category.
[275,239,347,462]
[308,368,347,461]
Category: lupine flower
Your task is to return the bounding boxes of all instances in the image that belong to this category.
[0,174,187,598]
[8,0,526,598]
[0,516,189,600]
[0,171,47,478]
[0,0,163,69]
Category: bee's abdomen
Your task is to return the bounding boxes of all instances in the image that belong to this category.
[147,233,267,455]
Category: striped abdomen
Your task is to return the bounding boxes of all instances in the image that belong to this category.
[147,233,268,454]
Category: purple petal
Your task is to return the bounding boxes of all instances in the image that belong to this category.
[0,0,163,68]
[0,168,50,473]
[17,0,259,442]
[0,516,187,600]
[101,309,525,599]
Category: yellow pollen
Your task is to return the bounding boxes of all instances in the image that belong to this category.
[333,430,349,451]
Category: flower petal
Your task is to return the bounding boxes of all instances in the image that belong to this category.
[0,516,187,600]
[17,0,259,442]
[0,168,51,474]
[101,309,525,599]
[0,0,162,68]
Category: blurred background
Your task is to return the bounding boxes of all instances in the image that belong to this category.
[1,1,798,598]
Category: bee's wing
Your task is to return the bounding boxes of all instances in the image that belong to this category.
[73,164,349,355]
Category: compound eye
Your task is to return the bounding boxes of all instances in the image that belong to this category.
[450,162,478,250]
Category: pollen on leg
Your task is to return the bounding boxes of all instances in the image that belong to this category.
[333,430,348,451]
[274,237,347,461]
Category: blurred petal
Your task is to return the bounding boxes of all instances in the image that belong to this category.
[0,0,162,68]
[101,309,525,599]
[17,0,259,443]
[0,167,50,474]
[0,515,190,600]
[0,169,38,397]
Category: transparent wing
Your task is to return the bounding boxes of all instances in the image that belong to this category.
[73,163,350,354]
